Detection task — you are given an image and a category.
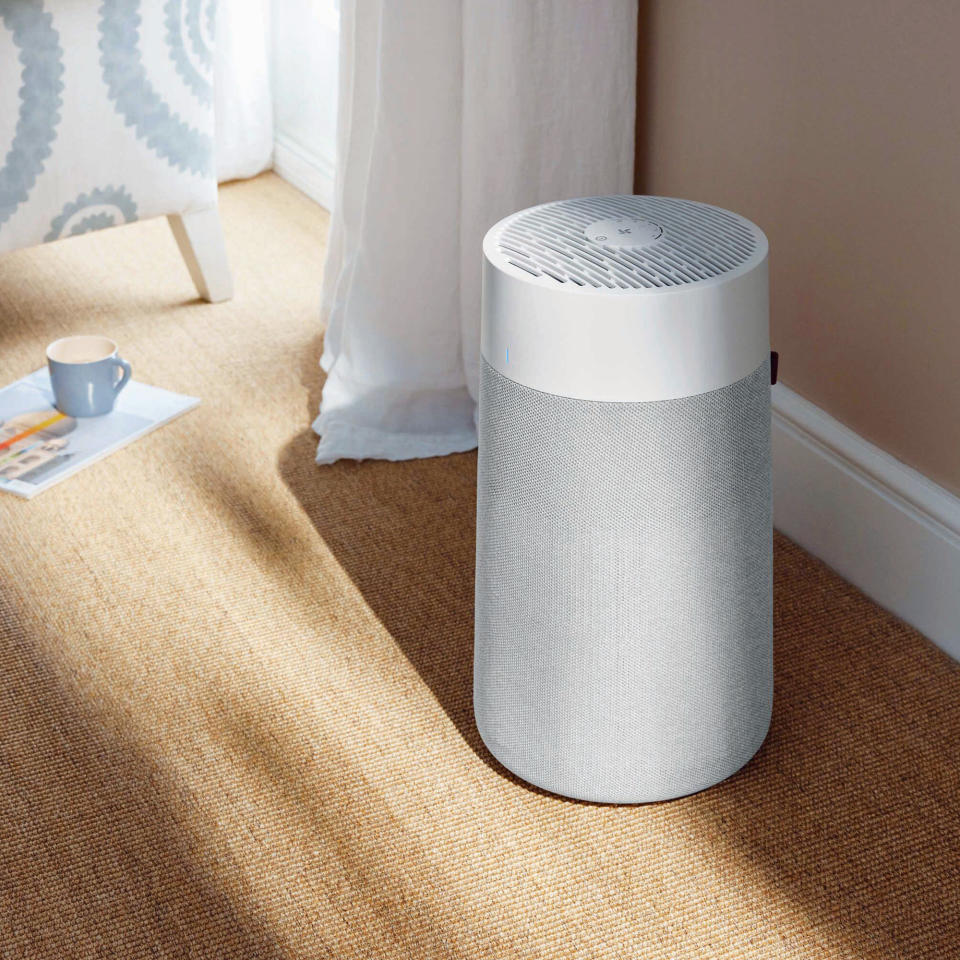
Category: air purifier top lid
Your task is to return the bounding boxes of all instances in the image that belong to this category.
[481,195,769,402]
[487,195,766,293]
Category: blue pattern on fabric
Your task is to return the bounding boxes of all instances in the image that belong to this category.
[164,0,214,105]
[98,0,213,176]
[44,185,138,241]
[0,1,64,228]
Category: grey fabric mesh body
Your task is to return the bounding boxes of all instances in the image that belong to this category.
[474,359,773,803]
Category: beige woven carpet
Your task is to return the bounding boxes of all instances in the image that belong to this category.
[1,174,959,960]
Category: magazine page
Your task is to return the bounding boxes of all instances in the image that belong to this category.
[0,369,199,500]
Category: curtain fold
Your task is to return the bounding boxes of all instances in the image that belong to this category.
[215,0,273,182]
[316,0,638,464]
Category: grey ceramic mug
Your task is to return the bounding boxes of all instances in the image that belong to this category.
[46,335,132,417]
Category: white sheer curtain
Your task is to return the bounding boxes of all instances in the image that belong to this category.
[215,0,274,182]
[315,0,637,464]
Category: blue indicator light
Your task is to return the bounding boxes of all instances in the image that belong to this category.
[506,347,510,363]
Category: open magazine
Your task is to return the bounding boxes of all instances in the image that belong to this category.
[0,368,199,499]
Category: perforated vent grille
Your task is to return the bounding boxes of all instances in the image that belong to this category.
[496,196,760,290]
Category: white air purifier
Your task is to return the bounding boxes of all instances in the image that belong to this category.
[474,195,772,804]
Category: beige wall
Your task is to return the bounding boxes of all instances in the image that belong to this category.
[637,0,960,495]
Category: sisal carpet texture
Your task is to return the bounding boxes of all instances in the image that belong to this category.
[1,174,959,959]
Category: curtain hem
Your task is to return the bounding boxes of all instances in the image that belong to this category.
[313,414,477,465]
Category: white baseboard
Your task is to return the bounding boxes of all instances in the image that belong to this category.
[272,133,335,212]
[772,384,960,661]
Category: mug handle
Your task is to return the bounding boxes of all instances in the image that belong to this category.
[113,357,132,395]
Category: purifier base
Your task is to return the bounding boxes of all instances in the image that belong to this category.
[475,717,772,805]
